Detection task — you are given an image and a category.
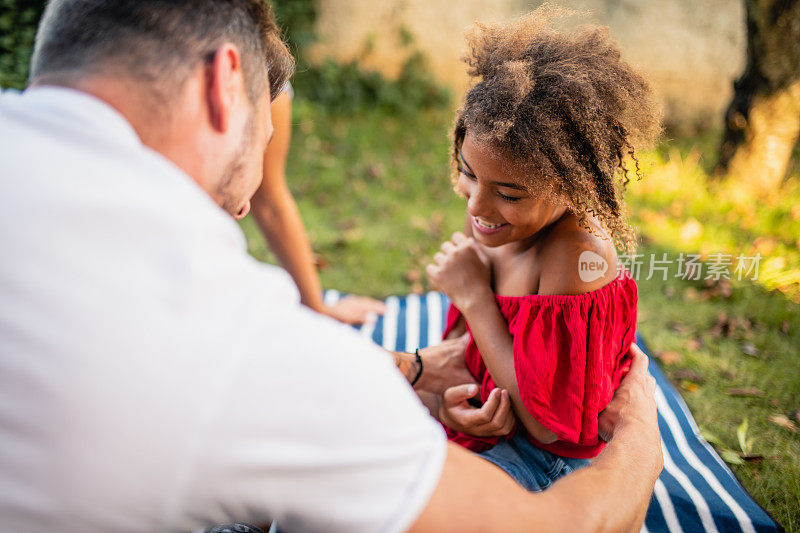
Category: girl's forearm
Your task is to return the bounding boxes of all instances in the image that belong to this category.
[460,295,557,442]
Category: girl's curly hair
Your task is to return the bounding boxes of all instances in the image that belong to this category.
[452,7,662,251]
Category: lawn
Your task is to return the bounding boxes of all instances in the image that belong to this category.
[241,99,800,529]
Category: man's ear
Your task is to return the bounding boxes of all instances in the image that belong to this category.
[206,43,244,133]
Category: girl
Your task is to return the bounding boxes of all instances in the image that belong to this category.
[426,10,660,492]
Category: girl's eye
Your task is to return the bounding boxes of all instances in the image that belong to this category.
[498,192,523,202]
[459,169,477,181]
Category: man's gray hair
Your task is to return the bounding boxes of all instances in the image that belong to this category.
[31,0,295,102]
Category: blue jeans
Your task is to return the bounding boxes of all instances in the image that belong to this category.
[478,431,591,492]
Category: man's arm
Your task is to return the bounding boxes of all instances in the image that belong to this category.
[409,346,662,532]
[391,333,477,394]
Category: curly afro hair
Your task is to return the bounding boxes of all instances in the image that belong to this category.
[452,6,661,251]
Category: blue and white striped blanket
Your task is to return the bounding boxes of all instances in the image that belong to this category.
[326,291,780,533]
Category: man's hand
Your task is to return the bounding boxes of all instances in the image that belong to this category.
[415,333,478,394]
[324,295,386,325]
[439,384,515,437]
[598,344,661,461]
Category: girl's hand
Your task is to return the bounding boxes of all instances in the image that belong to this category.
[323,295,386,325]
[426,232,492,311]
[439,385,515,437]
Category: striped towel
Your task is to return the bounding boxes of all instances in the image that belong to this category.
[325,290,780,533]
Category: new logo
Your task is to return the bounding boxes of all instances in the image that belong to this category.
[578,250,608,282]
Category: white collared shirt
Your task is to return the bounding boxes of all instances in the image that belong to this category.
[0,87,445,533]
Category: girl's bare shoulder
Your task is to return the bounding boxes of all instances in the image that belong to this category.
[535,216,619,296]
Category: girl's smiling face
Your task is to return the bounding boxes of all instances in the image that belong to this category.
[457,132,567,249]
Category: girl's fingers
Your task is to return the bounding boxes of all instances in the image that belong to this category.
[451,231,467,245]
[425,264,439,282]
[433,252,445,265]
[442,383,479,407]
[441,241,456,254]
[484,390,511,435]
[497,391,516,435]
[477,388,500,422]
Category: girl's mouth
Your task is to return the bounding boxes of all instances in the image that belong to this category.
[472,216,508,235]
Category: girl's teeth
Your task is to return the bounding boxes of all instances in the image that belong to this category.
[476,218,503,229]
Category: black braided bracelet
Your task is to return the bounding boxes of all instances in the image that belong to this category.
[410,348,423,387]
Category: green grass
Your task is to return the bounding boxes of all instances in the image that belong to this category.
[241,99,800,529]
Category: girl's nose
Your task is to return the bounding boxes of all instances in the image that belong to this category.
[466,185,492,218]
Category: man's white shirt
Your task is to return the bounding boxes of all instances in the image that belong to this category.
[0,87,446,533]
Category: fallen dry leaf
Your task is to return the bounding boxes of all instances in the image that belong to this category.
[686,338,702,351]
[741,343,760,357]
[428,211,445,238]
[727,387,763,397]
[718,279,733,298]
[680,381,700,393]
[657,350,683,365]
[668,321,690,335]
[753,236,777,255]
[364,163,385,179]
[673,369,705,383]
[767,414,797,431]
[710,312,748,339]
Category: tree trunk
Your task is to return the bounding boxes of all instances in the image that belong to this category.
[717,0,800,190]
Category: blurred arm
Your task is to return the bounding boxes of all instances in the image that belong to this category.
[250,91,327,313]
[250,92,386,324]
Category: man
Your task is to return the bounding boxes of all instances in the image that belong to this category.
[0,1,662,532]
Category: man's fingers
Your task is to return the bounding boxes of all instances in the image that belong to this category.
[628,344,649,378]
[443,383,479,407]
[597,407,616,443]
[354,297,387,314]
[646,375,657,395]
[456,332,470,348]
[337,296,387,315]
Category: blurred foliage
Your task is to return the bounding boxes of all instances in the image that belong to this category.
[1,0,450,112]
[272,0,317,53]
[295,52,450,114]
[0,0,46,89]
[272,0,450,113]
[629,140,800,303]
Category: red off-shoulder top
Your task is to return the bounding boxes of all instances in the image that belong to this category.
[442,273,638,459]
